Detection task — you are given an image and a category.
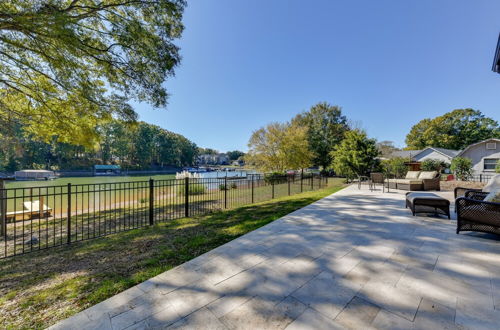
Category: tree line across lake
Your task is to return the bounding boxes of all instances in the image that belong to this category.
[0,121,200,172]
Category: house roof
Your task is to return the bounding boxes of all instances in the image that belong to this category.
[457,138,500,157]
[414,147,460,159]
[493,33,500,73]
[390,150,422,159]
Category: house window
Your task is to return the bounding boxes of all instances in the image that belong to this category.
[484,158,499,170]
[486,142,497,150]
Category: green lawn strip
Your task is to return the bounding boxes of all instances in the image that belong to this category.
[0,179,344,329]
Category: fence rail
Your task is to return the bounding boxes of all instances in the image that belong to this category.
[466,174,494,183]
[0,173,330,259]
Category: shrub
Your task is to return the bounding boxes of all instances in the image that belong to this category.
[230,182,237,189]
[381,157,407,178]
[450,157,473,181]
[264,172,287,184]
[421,159,448,172]
[177,182,206,195]
[219,184,228,191]
[496,160,500,173]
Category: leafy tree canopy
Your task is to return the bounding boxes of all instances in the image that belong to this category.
[247,122,312,172]
[0,120,199,172]
[226,150,245,161]
[376,140,400,158]
[292,102,349,169]
[405,109,500,150]
[330,129,380,178]
[0,0,186,147]
[198,148,218,155]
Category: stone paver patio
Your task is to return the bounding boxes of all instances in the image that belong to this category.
[50,185,500,330]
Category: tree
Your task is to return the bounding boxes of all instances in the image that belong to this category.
[0,0,186,147]
[450,157,473,181]
[292,102,349,169]
[421,159,448,172]
[198,148,218,155]
[247,122,312,172]
[330,130,380,179]
[226,150,245,161]
[376,140,400,158]
[381,157,408,178]
[405,109,500,150]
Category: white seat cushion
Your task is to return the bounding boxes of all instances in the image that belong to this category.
[405,171,421,179]
[418,171,437,180]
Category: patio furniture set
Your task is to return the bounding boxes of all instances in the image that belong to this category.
[359,172,500,237]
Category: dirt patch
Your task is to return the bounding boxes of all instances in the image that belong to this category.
[440,180,485,191]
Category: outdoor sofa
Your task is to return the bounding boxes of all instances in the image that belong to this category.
[386,171,441,191]
[455,174,500,235]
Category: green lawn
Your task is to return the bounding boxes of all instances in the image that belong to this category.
[0,179,344,329]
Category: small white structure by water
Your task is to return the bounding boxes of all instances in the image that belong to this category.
[14,170,56,181]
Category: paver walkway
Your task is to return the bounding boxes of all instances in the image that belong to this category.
[50,185,500,330]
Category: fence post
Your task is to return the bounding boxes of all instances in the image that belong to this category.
[311,173,314,190]
[224,177,227,209]
[288,176,291,196]
[149,178,154,225]
[300,169,304,192]
[271,180,275,199]
[251,175,255,204]
[184,177,189,217]
[480,174,482,183]
[67,183,72,244]
[0,180,6,237]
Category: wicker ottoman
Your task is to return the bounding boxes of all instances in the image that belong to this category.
[406,192,450,219]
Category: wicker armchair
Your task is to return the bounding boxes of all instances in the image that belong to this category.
[456,191,500,235]
[422,173,441,191]
[454,187,482,199]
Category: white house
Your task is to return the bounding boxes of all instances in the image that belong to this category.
[457,138,500,175]
[388,140,499,175]
[412,147,459,164]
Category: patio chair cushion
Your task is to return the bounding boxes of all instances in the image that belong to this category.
[418,171,437,180]
[405,171,421,179]
[484,189,500,203]
[387,179,423,185]
[483,174,500,192]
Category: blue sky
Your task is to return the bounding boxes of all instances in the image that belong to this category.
[134,0,500,152]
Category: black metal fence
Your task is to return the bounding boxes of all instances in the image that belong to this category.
[467,174,495,183]
[0,173,331,259]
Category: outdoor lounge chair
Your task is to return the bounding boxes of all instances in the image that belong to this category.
[5,200,52,222]
[386,171,441,191]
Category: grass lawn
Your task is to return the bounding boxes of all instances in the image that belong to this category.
[0,179,344,329]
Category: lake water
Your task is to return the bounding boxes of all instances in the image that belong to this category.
[5,170,258,189]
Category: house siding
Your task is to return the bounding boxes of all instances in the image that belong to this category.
[414,149,453,163]
[460,141,500,174]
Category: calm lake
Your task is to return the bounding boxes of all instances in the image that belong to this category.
[5,170,256,189]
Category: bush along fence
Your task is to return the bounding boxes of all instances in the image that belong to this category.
[0,173,331,258]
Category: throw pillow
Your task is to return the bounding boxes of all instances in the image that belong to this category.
[483,174,500,193]
[418,171,437,180]
[484,189,500,203]
[405,171,421,179]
